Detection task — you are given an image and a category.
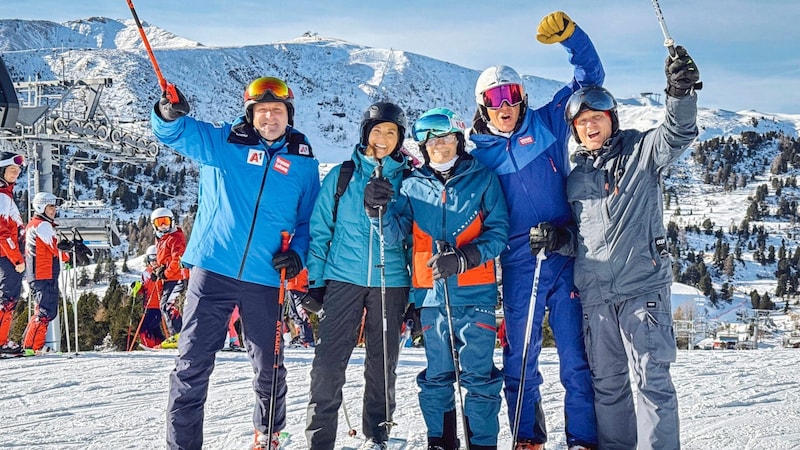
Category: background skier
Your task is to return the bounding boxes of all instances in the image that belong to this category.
[0,152,26,355]
[149,207,187,346]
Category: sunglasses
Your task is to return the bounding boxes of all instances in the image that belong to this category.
[482,84,524,109]
[425,134,458,147]
[146,255,157,262]
[244,77,294,103]
[412,113,465,142]
[153,216,172,228]
[0,154,25,167]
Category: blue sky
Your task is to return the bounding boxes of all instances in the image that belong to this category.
[4,0,799,114]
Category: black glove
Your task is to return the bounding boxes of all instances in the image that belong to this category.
[529,222,571,255]
[57,238,73,251]
[299,286,326,314]
[156,86,190,122]
[152,265,167,281]
[665,46,700,98]
[364,177,394,218]
[427,241,482,281]
[272,249,303,279]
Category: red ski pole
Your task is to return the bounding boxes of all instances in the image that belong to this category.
[125,0,180,104]
[267,231,291,441]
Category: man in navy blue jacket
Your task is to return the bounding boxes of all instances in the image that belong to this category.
[152,76,320,450]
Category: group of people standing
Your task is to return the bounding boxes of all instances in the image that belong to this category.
[150,10,700,450]
[0,155,80,355]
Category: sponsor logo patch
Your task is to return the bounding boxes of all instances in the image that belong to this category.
[247,149,265,166]
[273,156,291,175]
[298,144,310,156]
[518,136,534,146]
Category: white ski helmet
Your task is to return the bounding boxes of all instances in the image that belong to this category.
[475,65,526,107]
[150,207,174,230]
[32,192,59,214]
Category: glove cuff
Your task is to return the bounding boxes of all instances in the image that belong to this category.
[665,85,693,98]
[457,243,483,272]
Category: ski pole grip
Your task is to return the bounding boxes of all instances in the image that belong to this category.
[374,163,383,179]
[280,231,291,253]
[164,82,180,105]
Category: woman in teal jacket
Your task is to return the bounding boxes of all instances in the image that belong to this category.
[368,108,509,450]
[305,102,411,450]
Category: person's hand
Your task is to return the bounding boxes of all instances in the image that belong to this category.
[57,238,73,251]
[272,249,303,279]
[156,86,190,121]
[364,177,394,218]
[299,287,326,314]
[529,222,573,255]
[665,46,700,98]
[427,242,481,280]
[536,11,575,44]
[14,263,24,273]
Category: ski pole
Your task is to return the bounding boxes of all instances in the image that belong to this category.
[125,0,180,104]
[374,163,397,436]
[267,231,291,441]
[436,241,471,450]
[650,0,677,58]
[511,248,547,448]
[341,401,358,438]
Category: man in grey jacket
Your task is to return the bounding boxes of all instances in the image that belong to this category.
[529,46,700,449]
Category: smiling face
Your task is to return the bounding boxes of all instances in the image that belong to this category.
[251,102,289,141]
[424,133,458,165]
[486,102,521,133]
[573,109,613,150]
[365,121,399,160]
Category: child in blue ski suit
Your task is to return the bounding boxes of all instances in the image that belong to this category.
[469,11,603,449]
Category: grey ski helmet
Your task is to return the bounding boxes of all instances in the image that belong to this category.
[360,102,407,154]
[565,85,619,143]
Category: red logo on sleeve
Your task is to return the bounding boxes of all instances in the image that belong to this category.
[273,156,291,175]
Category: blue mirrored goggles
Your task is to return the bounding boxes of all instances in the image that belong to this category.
[412,114,465,143]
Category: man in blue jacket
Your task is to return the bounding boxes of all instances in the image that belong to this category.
[152,76,320,450]
[468,11,603,450]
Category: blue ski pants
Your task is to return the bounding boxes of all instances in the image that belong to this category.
[501,253,597,447]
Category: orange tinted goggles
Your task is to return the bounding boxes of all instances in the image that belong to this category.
[244,77,294,103]
[153,216,172,228]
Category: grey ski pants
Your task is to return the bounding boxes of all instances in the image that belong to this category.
[583,286,680,450]
[305,281,408,449]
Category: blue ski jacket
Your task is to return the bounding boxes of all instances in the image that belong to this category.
[307,147,410,289]
[151,112,320,288]
[469,25,604,266]
[379,155,508,308]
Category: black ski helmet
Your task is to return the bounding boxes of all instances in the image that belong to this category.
[565,85,619,144]
[360,102,407,154]
[244,76,295,126]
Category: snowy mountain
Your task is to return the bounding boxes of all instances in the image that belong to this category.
[2,17,800,329]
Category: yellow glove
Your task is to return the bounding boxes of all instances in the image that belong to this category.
[536,11,576,44]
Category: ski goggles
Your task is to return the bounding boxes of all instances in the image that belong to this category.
[481,83,524,109]
[566,86,617,123]
[244,77,294,103]
[0,154,25,167]
[425,134,458,147]
[146,254,157,263]
[412,113,465,143]
[152,216,172,228]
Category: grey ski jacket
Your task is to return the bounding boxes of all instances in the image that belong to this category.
[566,92,698,307]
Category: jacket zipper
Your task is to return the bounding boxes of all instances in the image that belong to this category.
[238,148,272,279]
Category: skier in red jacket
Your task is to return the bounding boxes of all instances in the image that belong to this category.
[150,207,189,343]
[0,153,26,354]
